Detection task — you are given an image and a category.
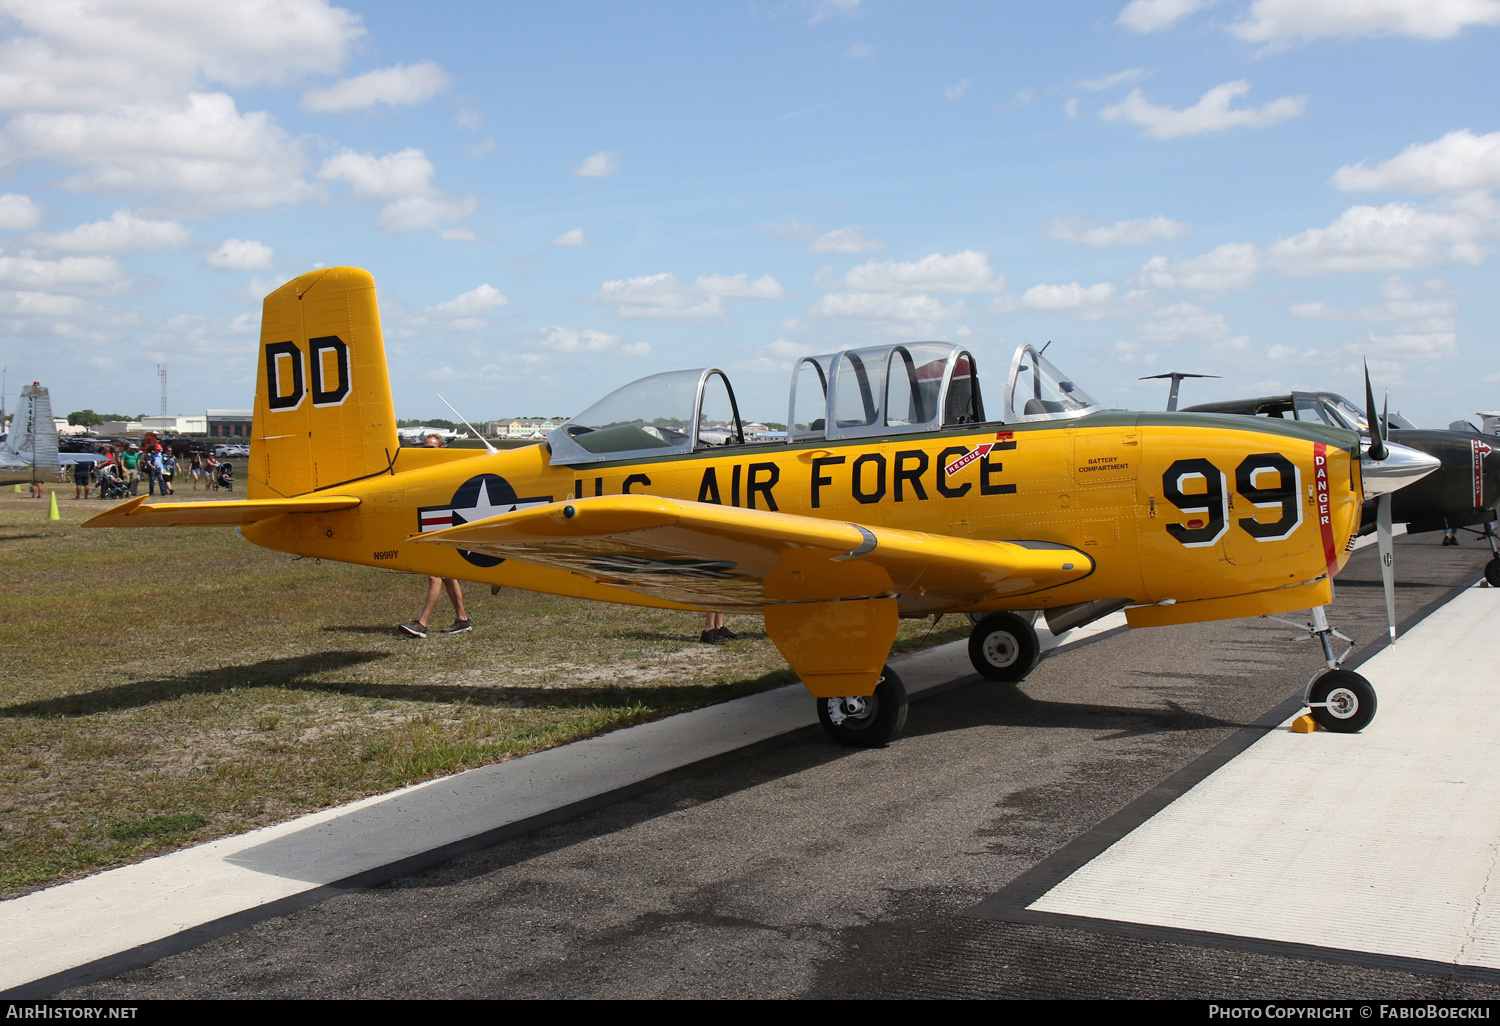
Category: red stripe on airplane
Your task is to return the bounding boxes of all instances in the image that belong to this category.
[1315,443,1338,578]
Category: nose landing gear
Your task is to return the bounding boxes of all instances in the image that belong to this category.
[1268,605,1378,733]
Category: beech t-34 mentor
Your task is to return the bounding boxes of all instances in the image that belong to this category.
[87,268,1439,746]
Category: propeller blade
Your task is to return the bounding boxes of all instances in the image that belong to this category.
[1365,360,1387,461]
[1378,491,1396,644]
[1382,389,1390,446]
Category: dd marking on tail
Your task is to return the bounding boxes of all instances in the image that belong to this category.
[265,336,351,411]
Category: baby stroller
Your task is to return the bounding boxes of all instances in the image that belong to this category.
[96,463,130,499]
[215,462,234,492]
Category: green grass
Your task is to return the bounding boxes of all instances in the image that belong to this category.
[0,484,968,897]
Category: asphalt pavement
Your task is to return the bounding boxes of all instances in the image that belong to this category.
[52,534,1500,1000]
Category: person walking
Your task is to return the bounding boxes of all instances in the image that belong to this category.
[398,434,472,638]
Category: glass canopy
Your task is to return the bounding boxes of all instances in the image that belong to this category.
[548,341,1095,466]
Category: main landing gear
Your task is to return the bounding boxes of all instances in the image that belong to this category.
[967,611,1041,681]
[817,666,908,747]
[1268,606,1378,733]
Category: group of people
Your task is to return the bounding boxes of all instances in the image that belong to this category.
[60,445,234,500]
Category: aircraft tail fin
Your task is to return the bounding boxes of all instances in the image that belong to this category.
[2,382,60,472]
[251,267,399,498]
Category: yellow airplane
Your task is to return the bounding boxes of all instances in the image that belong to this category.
[87,267,1439,746]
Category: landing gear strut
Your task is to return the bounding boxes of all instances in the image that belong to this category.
[817,665,908,747]
[1268,606,1378,733]
[967,612,1042,681]
[1481,523,1500,588]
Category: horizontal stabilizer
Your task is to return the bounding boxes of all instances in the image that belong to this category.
[410,494,1093,613]
[84,495,360,528]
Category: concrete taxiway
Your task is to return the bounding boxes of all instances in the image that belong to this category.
[10,534,1500,999]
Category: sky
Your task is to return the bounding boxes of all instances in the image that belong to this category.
[0,0,1497,428]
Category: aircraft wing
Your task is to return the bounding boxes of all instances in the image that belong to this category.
[84,495,360,528]
[410,494,1093,612]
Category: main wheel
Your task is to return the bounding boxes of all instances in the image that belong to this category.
[1485,557,1500,588]
[968,612,1041,681]
[1308,669,1377,733]
[816,666,908,747]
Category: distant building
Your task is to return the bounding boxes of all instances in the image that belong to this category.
[97,421,144,436]
[142,414,207,435]
[207,410,253,438]
[54,418,89,437]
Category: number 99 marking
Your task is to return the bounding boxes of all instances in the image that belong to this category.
[1163,453,1305,547]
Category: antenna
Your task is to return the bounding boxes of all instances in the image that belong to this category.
[435,393,498,455]
[158,364,168,414]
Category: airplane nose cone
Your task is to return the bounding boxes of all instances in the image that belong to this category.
[1361,440,1441,498]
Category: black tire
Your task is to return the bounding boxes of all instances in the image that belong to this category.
[968,612,1041,681]
[1308,669,1377,733]
[816,666,908,747]
[1486,558,1500,588]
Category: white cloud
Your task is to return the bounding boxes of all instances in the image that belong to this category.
[944,77,973,101]
[1064,98,1079,120]
[317,147,476,232]
[811,291,963,323]
[0,253,124,291]
[808,225,884,253]
[1137,242,1264,289]
[0,193,41,230]
[417,283,508,329]
[1003,282,1117,311]
[846,42,875,59]
[1079,67,1150,91]
[843,250,1001,293]
[1136,302,1229,341]
[696,273,785,299]
[433,284,507,316]
[805,0,863,24]
[34,210,189,253]
[1333,130,1500,194]
[302,60,450,112]
[0,0,364,113]
[1116,0,1212,33]
[553,228,586,247]
[1045,215,1191,247]
[1290,277,1454,323]
[1232,0,1500,44]
[1101,81,1306,139]
[590,271,785,319]
[1267,200,1497,274]
[574,150,618,177]
[2,91,318,210]
[731,337,817,374]
[541,326,648,356]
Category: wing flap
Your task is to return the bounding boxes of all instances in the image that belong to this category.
[84,495,361,528]
[410,494,1092,612]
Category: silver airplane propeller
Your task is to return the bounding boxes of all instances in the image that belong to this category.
[1360,361,1439,644]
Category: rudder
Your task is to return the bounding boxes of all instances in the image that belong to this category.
[251,267,398,498]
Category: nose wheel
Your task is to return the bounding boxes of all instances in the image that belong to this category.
[817,666,908,747]
[967,611,1041,681]
[1269,605,1379,733]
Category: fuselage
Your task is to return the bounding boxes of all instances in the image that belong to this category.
[243,410,1363,618]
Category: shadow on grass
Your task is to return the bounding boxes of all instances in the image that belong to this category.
[288,667,800,712]
[0,651,393,717]
[0,652,800,718]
